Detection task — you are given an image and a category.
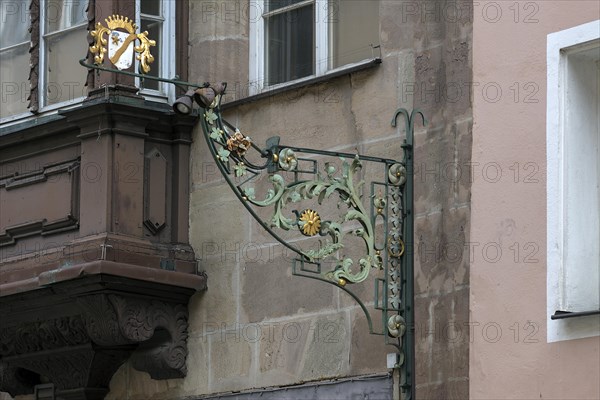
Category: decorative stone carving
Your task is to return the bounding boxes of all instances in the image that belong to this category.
[77,294,190,379]
[0,267,205,399]
[77,295,131,347]
[143,148,168,235]
[110,295,189,379]
[0,363,38,396]
[0,317,89,357]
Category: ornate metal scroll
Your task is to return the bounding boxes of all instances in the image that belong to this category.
[199,85,425,400]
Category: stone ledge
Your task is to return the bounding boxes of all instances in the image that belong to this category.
[0,260,205,297]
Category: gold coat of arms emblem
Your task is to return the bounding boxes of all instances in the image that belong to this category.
[89,15,156,73]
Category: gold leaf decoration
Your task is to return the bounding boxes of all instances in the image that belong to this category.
[135,31,156,74]
[89,22,110,64]
[299,209,321,236]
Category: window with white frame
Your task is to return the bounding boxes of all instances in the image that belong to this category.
[547,19,600,343]
[136,0,176,102]
[249,0,379,94]
[1,0,88,121]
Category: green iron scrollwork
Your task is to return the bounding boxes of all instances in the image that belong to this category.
[201,96,387,285]
[197,85,424,400]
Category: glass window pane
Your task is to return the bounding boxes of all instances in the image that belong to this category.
[265,5,313,85]
[44,25,87,105]
[265,0,307,13]
[140,0,160,16]
[46,0,87,33]
[0,0,29,48]
[0,44,29,118]
[329,0,379,69]
[140,18,161,91]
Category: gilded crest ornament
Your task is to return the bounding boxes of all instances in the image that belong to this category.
[90,15,156,73]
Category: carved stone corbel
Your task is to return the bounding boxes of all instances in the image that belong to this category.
[0,263,206,399]
[0,363,38,397]
[78,294,190,379]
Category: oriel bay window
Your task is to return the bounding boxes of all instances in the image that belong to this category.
[250,0,380,94]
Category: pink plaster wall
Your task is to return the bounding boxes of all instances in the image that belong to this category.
[471,2,600,399]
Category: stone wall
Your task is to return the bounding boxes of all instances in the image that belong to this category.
[106,1,472,399]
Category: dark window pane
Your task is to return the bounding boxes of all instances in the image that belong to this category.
[140,0,160,16]
[265,5,313,85]
[329,0,379,69]
[140,18,161,90]
[265,0,307,13]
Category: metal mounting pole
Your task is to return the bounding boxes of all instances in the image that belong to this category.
[392,109,424,400]
[406,117,415,400]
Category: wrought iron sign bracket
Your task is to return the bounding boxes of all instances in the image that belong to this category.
[80,42,425,398]
[186,83,424,400]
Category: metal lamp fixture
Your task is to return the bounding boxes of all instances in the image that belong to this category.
[173,84,226,114]
[173,89,196,114]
